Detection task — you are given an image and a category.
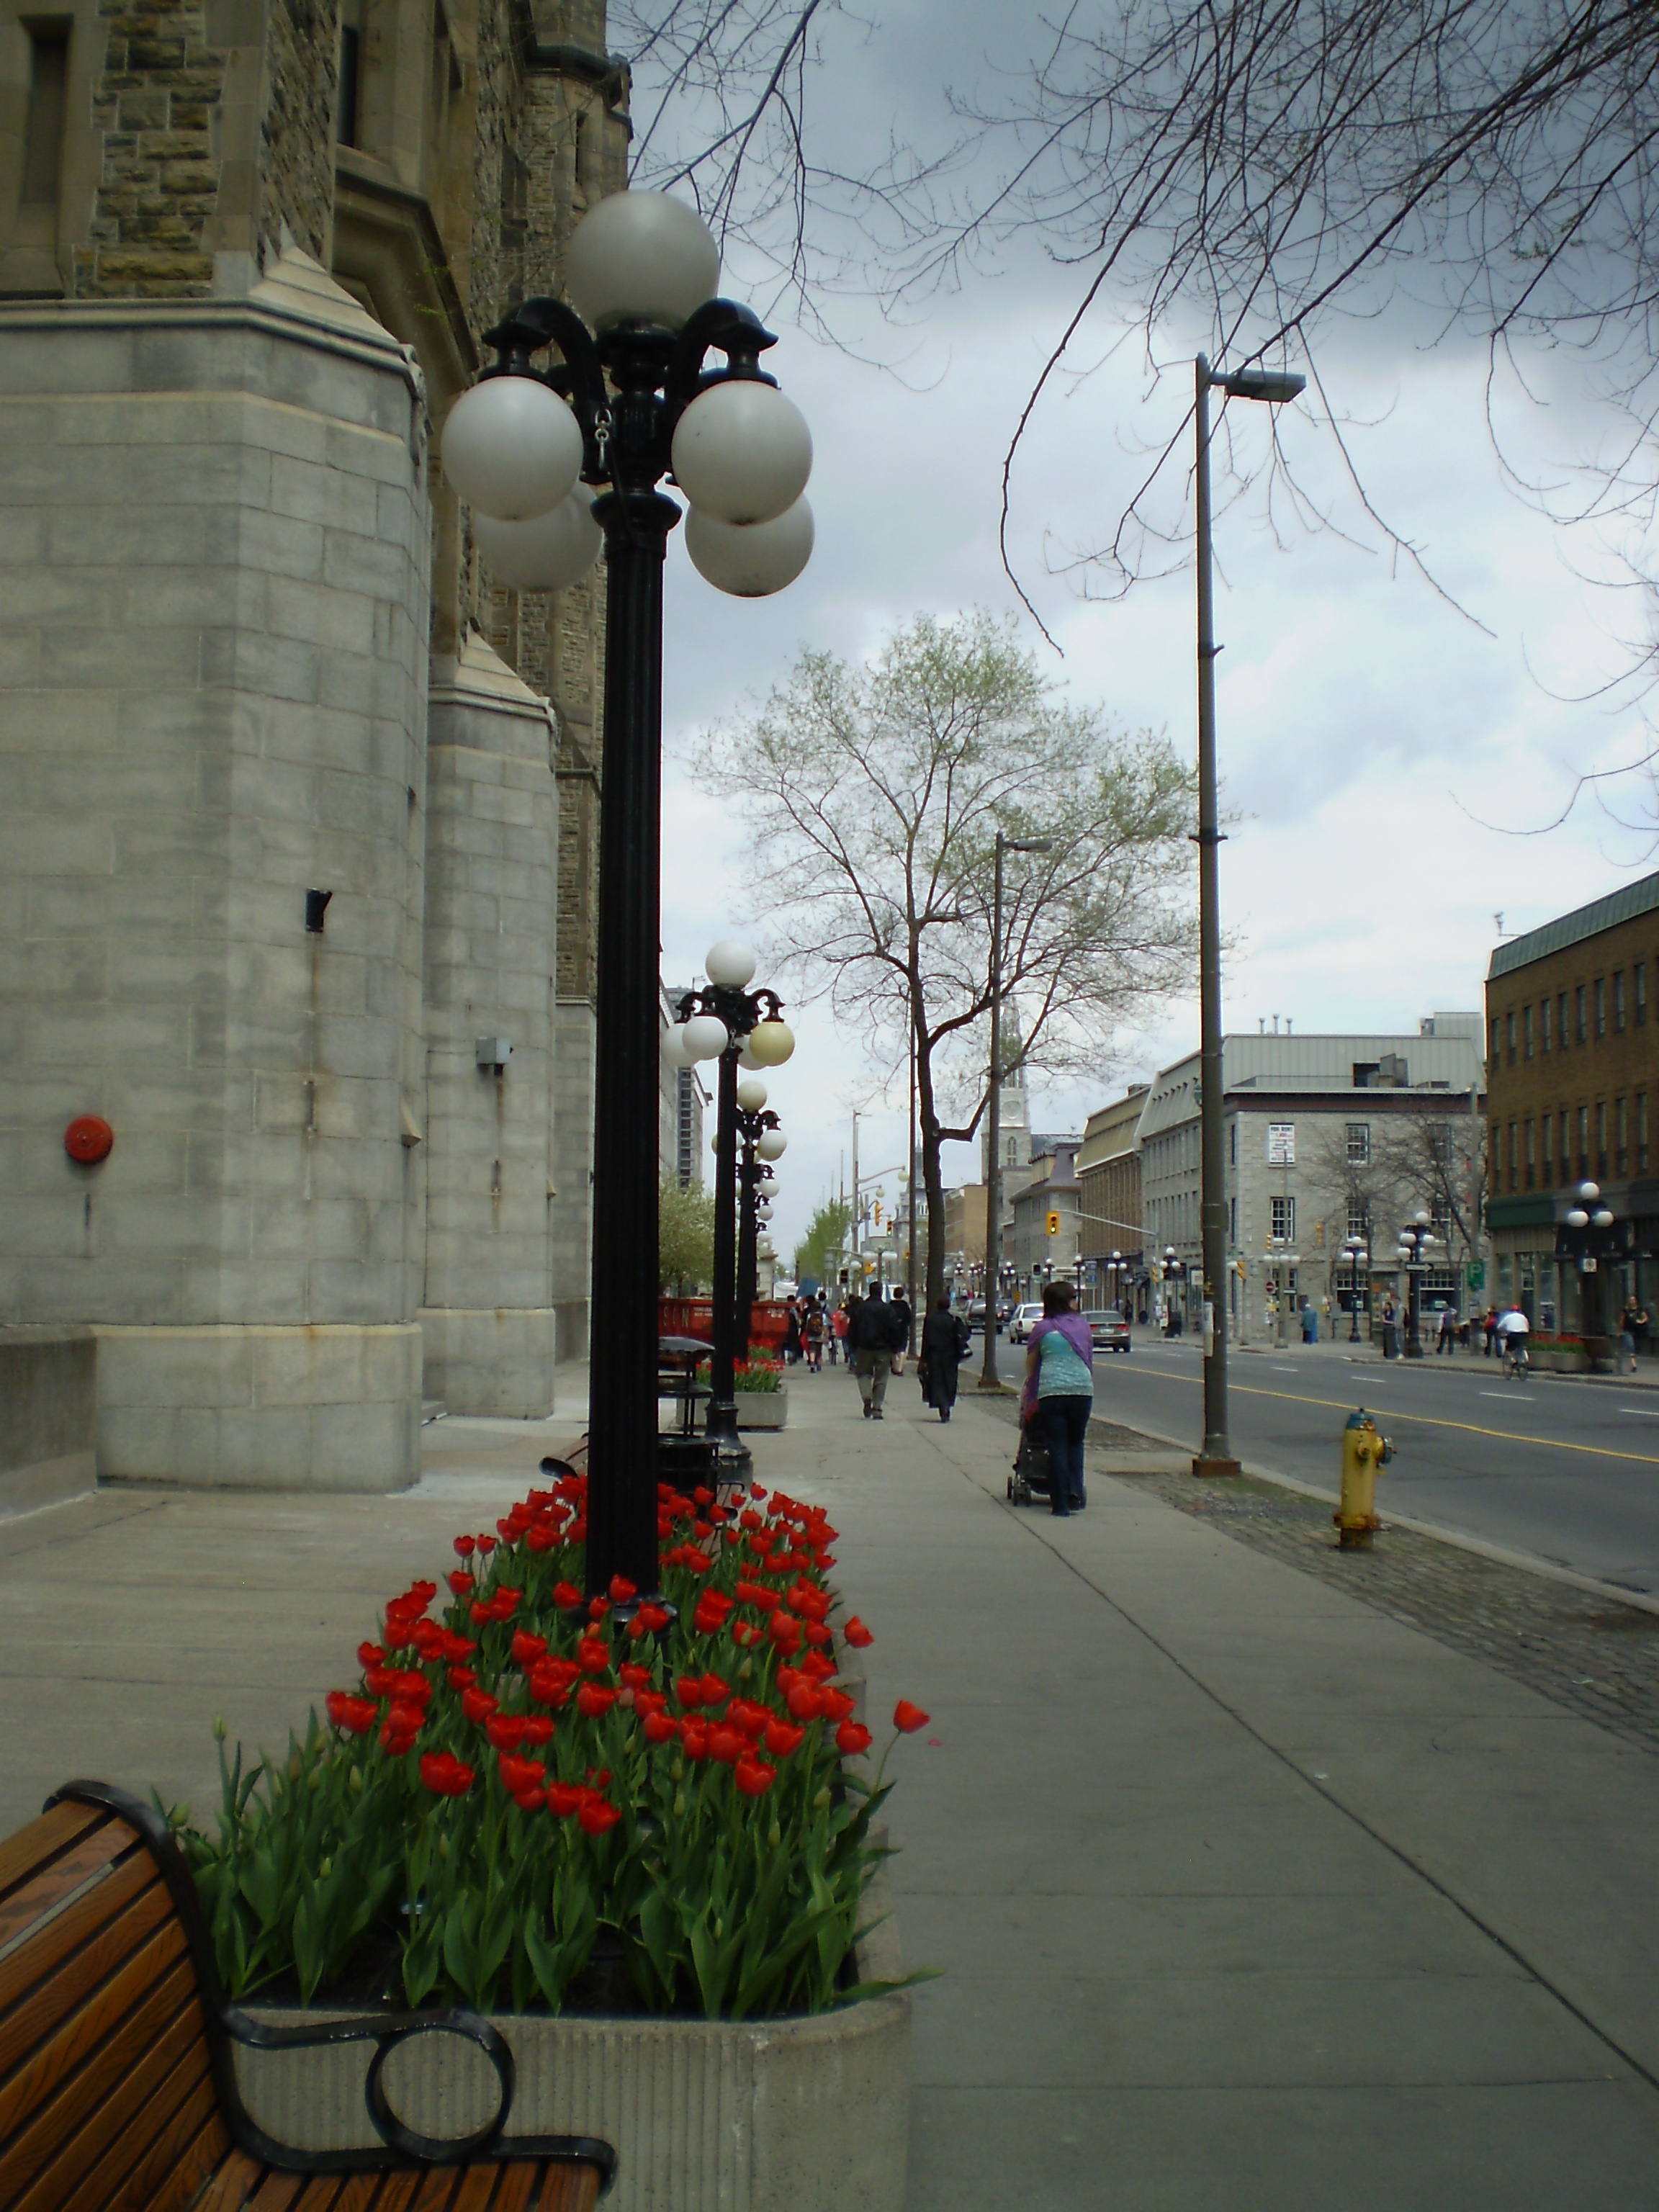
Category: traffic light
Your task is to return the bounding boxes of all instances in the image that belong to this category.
[873,1200,884,1229]
[1046,1210,1061,1236]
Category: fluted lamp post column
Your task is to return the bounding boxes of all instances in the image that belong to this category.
[734,1087,782,1366]
[438,192,815,1600]
[672,940,794,1485]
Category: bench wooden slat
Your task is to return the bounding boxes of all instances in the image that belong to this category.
[186,2149,268,2212]
[408,2169,464,2212]
[282,2177,349,2212]
[446,2170,503,2212]
[0,1932,193,2151]
[0,1817,135,1959]
[246,2174,307,2212]
[146,2110,238,2212]
[0,1804,109,1910]
[323,2175,390,2212]
[1,1969,202,2212]
[486,2170,537,2212]
[65,2044,221,2212]
[361,2173,428,2212]
[532,2167,602,2212]
[0,1862,177,2077]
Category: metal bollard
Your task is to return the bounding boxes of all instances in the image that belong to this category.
[1334,1408,1394,1550]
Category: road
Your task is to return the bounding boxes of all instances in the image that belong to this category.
[1066,1335,1659,1595]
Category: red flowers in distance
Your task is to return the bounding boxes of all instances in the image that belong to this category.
[421,1750,474,1796]
[894,1701,930,1733]
[841,1617,874,1648]
[326,1691,377,1735]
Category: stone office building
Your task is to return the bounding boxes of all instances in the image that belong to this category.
[1485,872,1659,1331]
[0,0,628,1484]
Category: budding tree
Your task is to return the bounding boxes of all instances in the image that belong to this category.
[691,611,1197,1310]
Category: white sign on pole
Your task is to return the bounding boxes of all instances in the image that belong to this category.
[1266,1123,1295,1166]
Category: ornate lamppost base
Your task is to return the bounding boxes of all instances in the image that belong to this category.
[1192,1455,1243,1478]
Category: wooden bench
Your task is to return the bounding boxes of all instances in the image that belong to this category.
[0,1781,615,2212]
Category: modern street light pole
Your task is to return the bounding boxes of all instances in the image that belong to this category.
[981,830,1053,1388]
[442,193,815,1601]
[1192,354,1304,1476]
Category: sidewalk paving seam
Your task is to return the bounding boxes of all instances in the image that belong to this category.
[956,1444,1659,2098]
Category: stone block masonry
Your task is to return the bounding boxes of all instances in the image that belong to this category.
[0,251,432,1488]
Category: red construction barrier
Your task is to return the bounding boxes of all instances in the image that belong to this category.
[659,1298,788,1352]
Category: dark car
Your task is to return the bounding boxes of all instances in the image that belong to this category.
[1084,1306,1131,1353]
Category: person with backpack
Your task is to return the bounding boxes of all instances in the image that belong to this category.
[849,1281,906,1419]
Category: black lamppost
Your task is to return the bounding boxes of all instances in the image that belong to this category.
[734,1084,783,1362]
[1192,356,1305,1474]
[1395,1213,1438,1359]
[673,940,793,1480]
[1342,1233,1370,1344]
[1163,1246,1185,1334]
[441,193,814,1600]
[1561,1180,1617,1339]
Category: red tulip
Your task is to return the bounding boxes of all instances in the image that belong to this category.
[448,1665,477,1689]
[546,1782,584,1818]
[381,1719,419,1756]
[763,1717,806,1758]
[840,1616,874,1648]
[699,1673,730,1706]
[800,1651,838,1682]
[577,1638,611,1676]
[513,1787,547,1811]
[520,1714,554,1746]
[608,1574,637,1604]
[638,1604,673,1629]
[786,1683,822,1722]
[680,1719,709,1761]
[364,1666,396,1697]
[486,1713,527,1750]
[553,1581,584,1611]
[674,1676,704,1708]
[498,1753,546,1794]
[511,1630,548,1666]
[576,1683,617,1719]
[817,1689,855,1725]
[577,1795,621,1836]
[461,1687,498,1725]
[734,1755,776,1799]
[643,1712,677,1745]
[835,1720,873,1757]
[476,1536,496,1555]
[356,1642,385,1668]
[327,1691,377,1735]
[453,1536,475,1557]
[447,1571,475,1596]
[894,1700,930,1733]
[420,1750,475,1796]
[708,1726,743,1764]
[385,1699,425,1736]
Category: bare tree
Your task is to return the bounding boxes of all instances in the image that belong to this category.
[689,611,1197,1310]
[1369,1104,1489,1277]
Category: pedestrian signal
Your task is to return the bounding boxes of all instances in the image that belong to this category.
[1046,1210,1061,1236]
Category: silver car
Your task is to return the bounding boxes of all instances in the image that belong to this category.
[1007,1302,1045,1344]
[1085,1307,1131,1353]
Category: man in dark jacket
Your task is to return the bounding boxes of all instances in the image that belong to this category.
[850,1282,906,1419]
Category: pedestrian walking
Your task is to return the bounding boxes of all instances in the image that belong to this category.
[1437,1305,1459,1355]
[890,1290,913,1352]
[1483,1305,1499,1357]
[1619,1296,1649,1374]
[804,1300,824,1372]
[1023,1282,1094,1516]
[783,1300,802,1366]
[918,1297,971,1423]
[849,1282,905,1419]
[1300,1301,1318,1346]
[829,1302,848,1367]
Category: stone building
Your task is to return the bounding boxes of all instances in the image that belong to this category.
[1140,1021,1485,1338]
[1485,873,1659,1329]
[1076,1086,1146,1310]
[0,0,629,1483]
[1007,1143,1082,1298]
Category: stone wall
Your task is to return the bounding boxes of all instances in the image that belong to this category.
[80,0,230,295]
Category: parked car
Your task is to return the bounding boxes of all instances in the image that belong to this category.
[1085,1306,1132,1353]
[1007,1302,1045,1344]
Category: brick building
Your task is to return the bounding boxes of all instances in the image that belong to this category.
[1076,1087,1146,1312]
[1485,873,1659,1331]
[0,0,629,1481]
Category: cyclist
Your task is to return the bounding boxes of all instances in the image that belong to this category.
[1495,1303,1531,1377]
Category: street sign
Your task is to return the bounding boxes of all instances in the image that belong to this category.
[1267,1123,1295,1165]
[1465,1261,1485,1290]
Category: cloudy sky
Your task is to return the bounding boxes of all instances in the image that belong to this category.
[644,5,1659,1266]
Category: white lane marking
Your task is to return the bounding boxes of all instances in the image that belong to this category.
[1271,1364,1299,1373]
[1619,1406,1659,1417]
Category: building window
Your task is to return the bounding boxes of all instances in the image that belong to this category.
[1270,1195,1295,1242]
[1487,1018,1499,1065]
[1346,1204,1369,1240]
[1228,1119,1236,1166]
[1542,996,1553,1053]
[1345,1123,1370,1164]
[1578,1102,1589,1177]
[338,0,362,144]
[1521,1004,1532,1059]
[1524,1119,1535,1189]
[1541,1111,1552,1184]
[1228,1196,1237,1242]
[1575,985,1586,1045]
[1560,990,1570,1048]
[1640,1092,1650,1174]
[1637,963,1647,1027]
[1595,979,1606,1038]
[1507,1120,1518,1192]
[1596,1100,1608,1179]
[1614,971,1627,1033]
[1506,1010,1516,1066]
[1617,1095,1628,1177]
[20,24,69,211]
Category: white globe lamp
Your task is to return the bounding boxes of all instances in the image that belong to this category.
[685,496,813,598]
[703,939,757,989]
[472,490,601,590]
[671,382,811,525]
[441,378,583,521]
[756,1128,787,1162]
[662,1023,692,1069]
[681,1013,730,1061]
[565,191,721,333]
[734,1076,768,1112]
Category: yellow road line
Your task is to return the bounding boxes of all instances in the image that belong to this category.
[1126,1365,1659,1468]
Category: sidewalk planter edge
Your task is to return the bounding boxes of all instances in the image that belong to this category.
[233,1875,909,2212]
[736,1385,788,1429]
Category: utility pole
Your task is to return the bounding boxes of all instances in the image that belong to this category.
[850,1110,860,1285]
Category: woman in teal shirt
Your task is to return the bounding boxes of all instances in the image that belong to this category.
[1022,1282,1094,1514]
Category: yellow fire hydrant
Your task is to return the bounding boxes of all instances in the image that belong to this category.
[1335,1408,1394,1550]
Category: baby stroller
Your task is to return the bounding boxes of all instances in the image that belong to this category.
[1007,1413,1056,1507]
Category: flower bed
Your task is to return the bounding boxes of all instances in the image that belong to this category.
[174,1470,923,2025]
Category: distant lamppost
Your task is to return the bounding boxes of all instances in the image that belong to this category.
[1561,1180,1617,1338]
[441,191,814,1597]
[1163,1246,1185,1334]
[673,938,793,1478]
[1342,1233,1370,1345]
[1395,1213,1438,1359]
[1192,355,1305,1475]
[1268,1235,1292,1346]
[980,830,1054,1388]
[734,1084,781,1360]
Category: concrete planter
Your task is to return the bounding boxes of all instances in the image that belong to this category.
[235,1877,908,2212]
[735,1388,788,1431]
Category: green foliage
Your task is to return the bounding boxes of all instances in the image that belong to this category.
[659,1177,716,1292]
[794,1197,852,1287]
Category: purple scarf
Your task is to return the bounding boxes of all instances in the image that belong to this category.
[1023,1312,1093,1413]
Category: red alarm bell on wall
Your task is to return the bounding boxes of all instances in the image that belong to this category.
[65,1116,114,1165]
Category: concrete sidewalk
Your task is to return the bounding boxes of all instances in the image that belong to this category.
[1,1367,1656,2206]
